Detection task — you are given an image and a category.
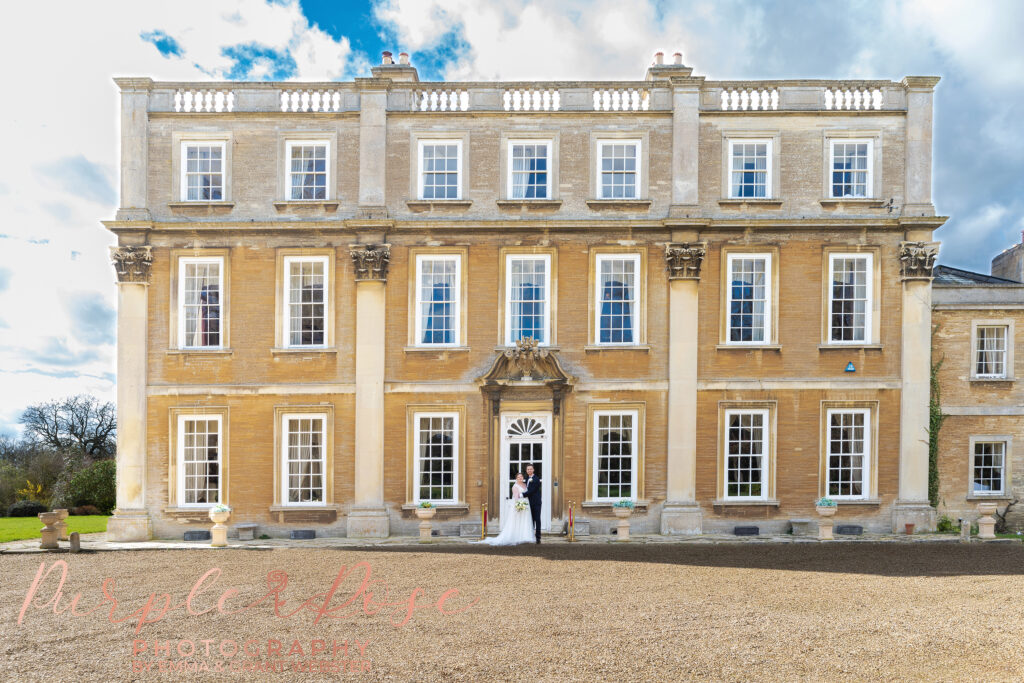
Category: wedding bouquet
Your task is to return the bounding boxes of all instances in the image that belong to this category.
[514,499,529,512]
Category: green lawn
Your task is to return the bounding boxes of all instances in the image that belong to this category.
[0,515,108,543]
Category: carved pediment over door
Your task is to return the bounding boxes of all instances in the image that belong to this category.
[479,337,574,388]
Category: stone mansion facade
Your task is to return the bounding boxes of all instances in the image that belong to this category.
[104,53,953,541]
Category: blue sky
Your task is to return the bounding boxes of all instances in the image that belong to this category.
[0,0,1021,435]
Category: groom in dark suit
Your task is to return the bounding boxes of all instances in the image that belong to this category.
[523,465,542,544]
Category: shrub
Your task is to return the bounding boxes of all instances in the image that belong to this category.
[936,515,956,533]
[64,460,116,514]
[70,504,102,516]
[8,500,48,517]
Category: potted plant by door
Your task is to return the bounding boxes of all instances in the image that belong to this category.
[209,503,232,547]
[612,499,635,541]
[415,501,437,542]
[815,497,837,541]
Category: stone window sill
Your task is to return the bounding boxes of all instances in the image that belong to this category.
[969,377,1014,383]
[406,199,473,212]
[718,198,783,208]
[583,344,651,352]
[819,198,885,209]
[966,495,1013,502]
[586,199,652,210]
[400,502,470,512]
[167,201,235,214]
[271,347,338,355]
[403,345,470,353]
[581,499,650,510]
[818,344,883,351]
[496,199,562,210]
[712,499,780,507]
[167,348,234,356]
[272,200,339,212]
[163,506,216,522]
[269,504,341,513]
[715,344,782,351]
[833,498,881,506]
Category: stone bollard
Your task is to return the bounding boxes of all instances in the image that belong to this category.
[38,512,59,550]
[54,509,69,541]
[959,519,971,543]
[977,502,998,540]
[69,531,81,553]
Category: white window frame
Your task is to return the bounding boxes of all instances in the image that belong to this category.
[970,438,1008,497]
[727,139,773,199]
[825,408,872,500]
[506,139,553,199]
[726,253,773,345]
[281,255,330,349]
[594,253,641,346]
[412,411,460,504]
[723,408,770,501]
[414,254,461,347]
[284,139,331,201]
[827,253,874,344]
[591,409,640,502]
[177,256,224,350]
[829,138,874,199]
[973,325,1009,379]
[176,414,223,507]
[596,139,642,200]
[504,253,552,346]
[279,412,327,506]
[179,140,226,202]
[417,139,463,200]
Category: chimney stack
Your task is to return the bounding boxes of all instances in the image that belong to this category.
[399,52,409,65]
[653,51,664,65]
[381,51,393,65]
[673,52,683,65]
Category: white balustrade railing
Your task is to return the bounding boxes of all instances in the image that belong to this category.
[413,88,469,112]
[592,88,650,111]
[503,88,560,111]
[825,87,882,110]
[174,89,234,112]
[720,88,778,111]
[280,89,344,112]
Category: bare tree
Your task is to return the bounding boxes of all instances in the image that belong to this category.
[19,395,116,459]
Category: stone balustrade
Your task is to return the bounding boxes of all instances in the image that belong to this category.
[147,79,909,114]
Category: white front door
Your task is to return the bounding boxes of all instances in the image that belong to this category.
[499,412,552,531]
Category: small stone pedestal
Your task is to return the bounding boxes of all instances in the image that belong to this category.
[415,507,436,542]
[977,502,998,540]
[613,506,632,542]
[816,506,837,541]
[54,509,69,541]
[209,509,231,547]
[39,512,59,550]
[960,519,971,542]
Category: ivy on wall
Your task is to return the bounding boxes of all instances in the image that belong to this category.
[928,354,945,508]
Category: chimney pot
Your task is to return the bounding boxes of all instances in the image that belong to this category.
[654,51,664,65]
[381,51,393,65]
[399,52,409,65]
[673,52,683,65]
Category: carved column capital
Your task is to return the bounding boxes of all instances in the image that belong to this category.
[665,242,707,280]
[109,246,153,284]
[349,244,391,282]
[898,241,939,281]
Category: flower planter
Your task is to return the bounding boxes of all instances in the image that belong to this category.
[612,506,632,541]
[905,523,915,535]
[977,502,998,540]
[815,505,837,541]
[415,507,437,542]
[54,509,69,541]
[38,512,59,550]
[209,508,231,547]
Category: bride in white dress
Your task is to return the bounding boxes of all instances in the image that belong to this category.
[481,473,535,545]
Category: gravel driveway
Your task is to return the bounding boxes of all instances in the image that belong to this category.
[2,543,1022,681]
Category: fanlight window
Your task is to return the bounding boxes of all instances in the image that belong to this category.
[507,418,546,438]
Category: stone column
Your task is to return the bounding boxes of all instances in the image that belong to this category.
[107,246,154,541]
[669,76,703,213]
[347,245,391,537]
[661,242,706,535]
[112,78,153,222]
[893,241,940,532]
[901,77,940,217]
[356,79,389,213]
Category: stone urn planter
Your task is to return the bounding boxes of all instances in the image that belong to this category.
[612,503,634,542]
[209,506,231,547]
[415,505,437,542]
[977,502,998,540]
[54,509,69,541]
[38,512,59,549]
[815,503,837,541]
